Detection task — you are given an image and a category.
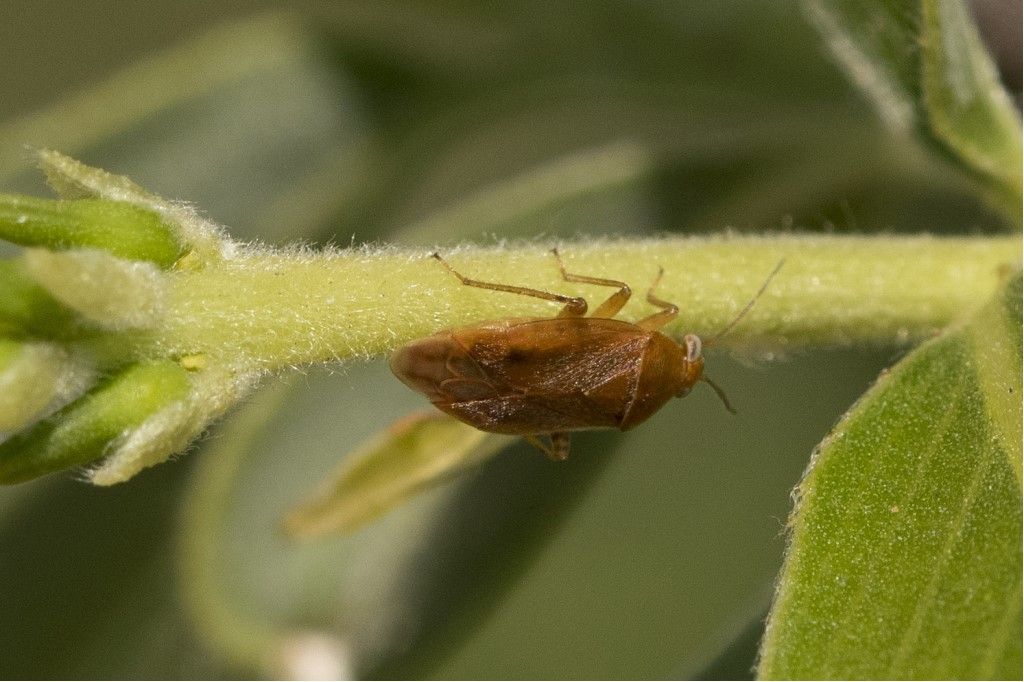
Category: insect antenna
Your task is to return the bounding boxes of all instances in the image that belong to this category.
[704,259,785,347]
[702,376,737,414]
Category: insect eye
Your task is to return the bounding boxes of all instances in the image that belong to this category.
[684,334,702,362]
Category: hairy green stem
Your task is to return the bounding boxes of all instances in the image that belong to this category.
[114,234,1017,371]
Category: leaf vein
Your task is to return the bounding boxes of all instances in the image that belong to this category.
[888,388,995,674]
[820,355,962,672]
[978,579,1023,678]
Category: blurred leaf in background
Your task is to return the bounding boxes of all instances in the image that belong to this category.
[0,0,1018,679]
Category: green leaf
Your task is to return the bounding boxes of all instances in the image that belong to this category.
[285,411,510,538]
[803,0,1023,217]
[0,360,190,484]
[759,273,1022,679]
[0,194,182,267]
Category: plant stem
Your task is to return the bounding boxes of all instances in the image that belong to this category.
[122,234,1018,371]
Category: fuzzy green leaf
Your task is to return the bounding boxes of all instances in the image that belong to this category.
[0,194,183,267]
[759,273,1022,679]
[803,0,1022,217]
[0,360,191,484]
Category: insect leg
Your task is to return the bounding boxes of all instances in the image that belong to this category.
[523,433,571,461]
[549,432,571,461]
[523,435,556,459]
[432,253,587,317]
[636,267,679,331]
[551,248,631,319]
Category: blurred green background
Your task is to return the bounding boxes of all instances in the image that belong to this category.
[0,1,1018,679]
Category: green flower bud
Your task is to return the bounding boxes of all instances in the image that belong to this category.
[0,339,93,431]
[23,248,166,330]
[0,360,190,484]
[0,259,84,339]
[0,194,183,268]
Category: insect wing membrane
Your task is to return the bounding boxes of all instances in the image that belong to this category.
[389,333,473,403]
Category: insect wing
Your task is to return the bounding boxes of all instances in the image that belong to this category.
[452,317,647,395]
[443,318,649,432]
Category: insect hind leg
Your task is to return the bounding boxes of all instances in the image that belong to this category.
[432,253,587,317]
[551,248,631,319]
[524,432,571,461]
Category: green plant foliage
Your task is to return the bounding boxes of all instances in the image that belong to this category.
[759,274,1022,679]
[0,337,20,367]
[1,150,1014,488]
[0,2,1018,679]
[4,150,1015,489]
[803,0,1022,217]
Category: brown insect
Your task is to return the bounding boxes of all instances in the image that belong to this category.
[390,250,782,461]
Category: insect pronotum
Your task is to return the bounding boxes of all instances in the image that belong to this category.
[389,250,783,461]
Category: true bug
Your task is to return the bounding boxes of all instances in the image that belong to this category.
[389,250,782,461]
